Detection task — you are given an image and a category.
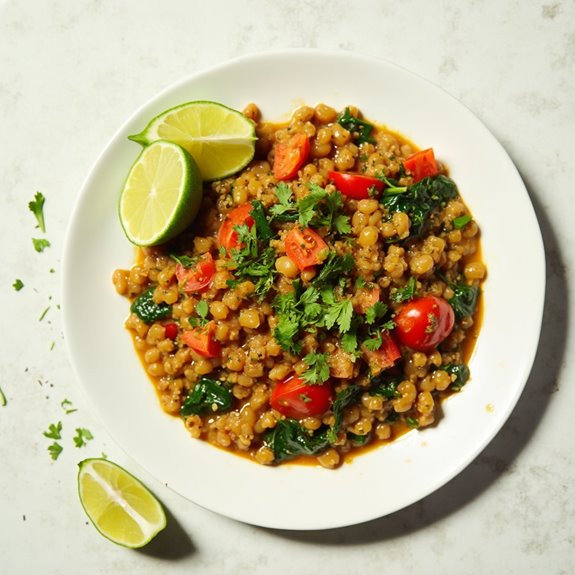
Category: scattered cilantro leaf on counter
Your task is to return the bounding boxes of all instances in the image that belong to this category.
[12,279,24,291]
[38,306,50,321]
[73,428,94,448]
[43,421,62,440]
[47,442,63,460]
[29,192,46,232]
[301,353,330,385]
[61,399,77,414]
[32,238,50,253]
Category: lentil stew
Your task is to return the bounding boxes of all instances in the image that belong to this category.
[112,102,486,469]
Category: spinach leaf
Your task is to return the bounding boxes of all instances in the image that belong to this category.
[337,107,375,144]
[180,377,233,416]
[381,175,458,239]
[249,200,274,242]
[327,385,362,442]
[264,419,329,463]
[369,377,401,399]
[443,364,470,390]
[347,432,371,446]
[438,273,480,319]
[130,286,172,324]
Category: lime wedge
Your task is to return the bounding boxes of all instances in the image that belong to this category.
[119,140,202,246]
[129,100,256,180]
[77,458,167,548]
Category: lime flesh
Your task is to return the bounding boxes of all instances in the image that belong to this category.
[129,100,256,181]
[78,458,167,548]
[118,140,202,246]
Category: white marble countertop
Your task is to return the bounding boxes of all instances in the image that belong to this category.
[1,1,573,573]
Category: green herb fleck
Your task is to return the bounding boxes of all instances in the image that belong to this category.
[452,214,472,229]
[32,238,50,253]
[405,417,420,428]
[43,421,62,440]
[0,386,6,406]
[38,306,50,321]
[12,279,24,291]
[390,276,417,303]
[61,399,77,414]
[47,442,63,460]
[29,192,46,232]
[300,353,331,385]
[73,428,94,448]
[189,299,210,328]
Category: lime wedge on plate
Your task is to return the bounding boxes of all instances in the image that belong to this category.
[129,100,256,180]
[118,140,202,246]
[78,458,167,548]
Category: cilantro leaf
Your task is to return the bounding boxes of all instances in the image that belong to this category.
[189,299,209,328]
[365,301,388,325]
[170,253,199,268]
[301,353,331,385]
[73,428,94,448]
[29,192,46,232]
[249,200,274,242]
[269,183,298,222]
[320,290,353,334]
[313,252,354,284]
[12,279,24,291]
[390,276,417,303]
[32,238,50,253]
[43,421,62,440]
[362,332,383,351]
[47,442,63,460]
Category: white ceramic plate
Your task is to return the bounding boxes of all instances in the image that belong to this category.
[62,50,545,530]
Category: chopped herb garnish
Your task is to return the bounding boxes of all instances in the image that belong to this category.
[12,279,24,291]
[38,306,50,321]
[43,421,63,440]
[452,214,472,229]
[47,442,63,460]
[73,428,94,448]
[170,253,199,268]
[32,238,50,253]
[61,399,77,414]
[405,417,420,428]
[320,289,354,334]
[390,276,417,303]
[189,299,209,328]
[313,252,354,284]
[300,353,331,384]
[29,192,46,232]
[365,301,388,325]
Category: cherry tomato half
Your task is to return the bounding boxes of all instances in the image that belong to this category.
[328,171,384,200]
[394,296,455,351]
[273,133,310,181]
[402,148,439,183]
[175,252,216,293]
[218,204,255,252]
[181,321,221,358]
[271,374,333,419]
[284,227,329,271]
[163,323,179,340]
[362,331,402,374]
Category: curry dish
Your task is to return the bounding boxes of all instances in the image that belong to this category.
[112,102,486,468]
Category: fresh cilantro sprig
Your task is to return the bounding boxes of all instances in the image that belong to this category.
[43,421,62,440]
[188,300,209,328]
[300,353,331,385]
[29,192,46,232]
[32,238,50,253]
[319,289,353,334]
[73,428,94,448]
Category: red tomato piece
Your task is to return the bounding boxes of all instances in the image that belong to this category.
[328,171,384,200]
[402,148,439,183]
[217,204,255,252]
[394,296,455,351]
[362,331,402,374]
[164,323,179,340]
[271,374,333,420]
[284,227,329,271]
[175,252,216,294]
[181,321,221,358]
[273,133,310,181]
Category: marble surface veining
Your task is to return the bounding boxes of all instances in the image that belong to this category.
[0,1,573,573]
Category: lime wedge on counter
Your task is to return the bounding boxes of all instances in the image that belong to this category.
[78,458,167,548]
[129,100,256,180]
[118,140,202,246]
